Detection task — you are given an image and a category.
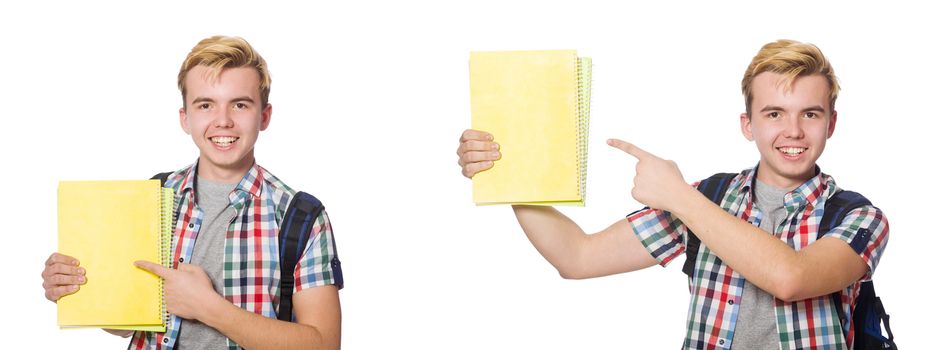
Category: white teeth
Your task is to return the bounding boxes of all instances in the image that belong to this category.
[210,136,238,146]
[778,147,806,155]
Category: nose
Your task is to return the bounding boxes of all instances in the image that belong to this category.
[213,106,234,128]
[784,114,804,139]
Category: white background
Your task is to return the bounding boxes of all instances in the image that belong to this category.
[2,1,923,349]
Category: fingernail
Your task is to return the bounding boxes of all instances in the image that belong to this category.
[78,268,85,275]
[78,276,85,283]
[491,152,500,158]
[72,259,79,265]
[491,143,499,150]
[69,285,78,292]
[486,134,493,141]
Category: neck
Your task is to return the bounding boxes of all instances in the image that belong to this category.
[755,164,815,192]
[197,156,254,184]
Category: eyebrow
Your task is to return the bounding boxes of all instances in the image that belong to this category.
[801,106,827,113]
[190,96,256,105]
[230,97,256,104]
[190,97,214,105]
[759,105,827,113]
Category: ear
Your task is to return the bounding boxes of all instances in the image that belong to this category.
[827,110,838,138]
[740,112,754,141]
[259,103,273,131]
[179,107,191,134]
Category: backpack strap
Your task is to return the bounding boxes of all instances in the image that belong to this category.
[277,191,343,322]
[683,173,738,278]
[817,190,896,347]
[818,190,868,330]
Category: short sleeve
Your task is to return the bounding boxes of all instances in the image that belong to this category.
[294,210,344,291]
[821,205,889,281]
[627,207,688,267]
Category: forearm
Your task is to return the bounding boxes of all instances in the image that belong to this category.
[201,299,331,350]
[670,186,817,300]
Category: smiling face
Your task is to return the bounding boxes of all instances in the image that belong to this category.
[179,65,272,182]
[740,72,837,189]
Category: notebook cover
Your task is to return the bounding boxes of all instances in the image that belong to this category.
[470,50,590,205]
[57,180,169,331]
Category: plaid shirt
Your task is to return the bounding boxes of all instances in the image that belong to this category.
[628,167,888,350]
[129,162,341,350]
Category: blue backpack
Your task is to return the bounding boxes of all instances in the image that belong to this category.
[151,172,343,322]
[685,173,896,349]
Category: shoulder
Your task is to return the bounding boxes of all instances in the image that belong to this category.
[258,165,296,196]
[821,186,889,254]
[821,174,887,226]
[825,189,888,229]
[256,166,323,220]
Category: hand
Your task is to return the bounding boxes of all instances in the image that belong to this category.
[608,138,691,211]
[134,261,224,321]
[457,129,500,178]
[42,253,86,302]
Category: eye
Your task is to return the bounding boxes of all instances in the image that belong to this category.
[804,112,818,119]
[233,102,248,110]
[197,103,212,110]
[768,111,780,119]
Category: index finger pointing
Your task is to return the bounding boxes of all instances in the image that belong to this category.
[607,138,653,160]
[134,260,170,278]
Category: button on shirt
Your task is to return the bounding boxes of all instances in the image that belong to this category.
[627,167,889,350]
[129,162,342,350]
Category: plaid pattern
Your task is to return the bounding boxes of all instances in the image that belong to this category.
[628,167,889,350]
[129,162,341,350]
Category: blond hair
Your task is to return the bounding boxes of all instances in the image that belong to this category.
[742,39,839,115]
[178,36,271,107]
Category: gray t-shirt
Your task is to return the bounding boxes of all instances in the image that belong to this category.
[730,180,790,350]
[176,177,237,350]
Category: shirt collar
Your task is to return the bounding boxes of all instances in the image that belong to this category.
[178,160,265,200]
[738,164,832,211]
[233,163,264,199]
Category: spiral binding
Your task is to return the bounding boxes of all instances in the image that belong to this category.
[159,187,176,327]
[575,57,592,204]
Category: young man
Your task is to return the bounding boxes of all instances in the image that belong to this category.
[456,40,888,349]
[41,36,343,350]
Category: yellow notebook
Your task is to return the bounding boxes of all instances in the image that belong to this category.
[470,50,592,206]
[57,180,173,332]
